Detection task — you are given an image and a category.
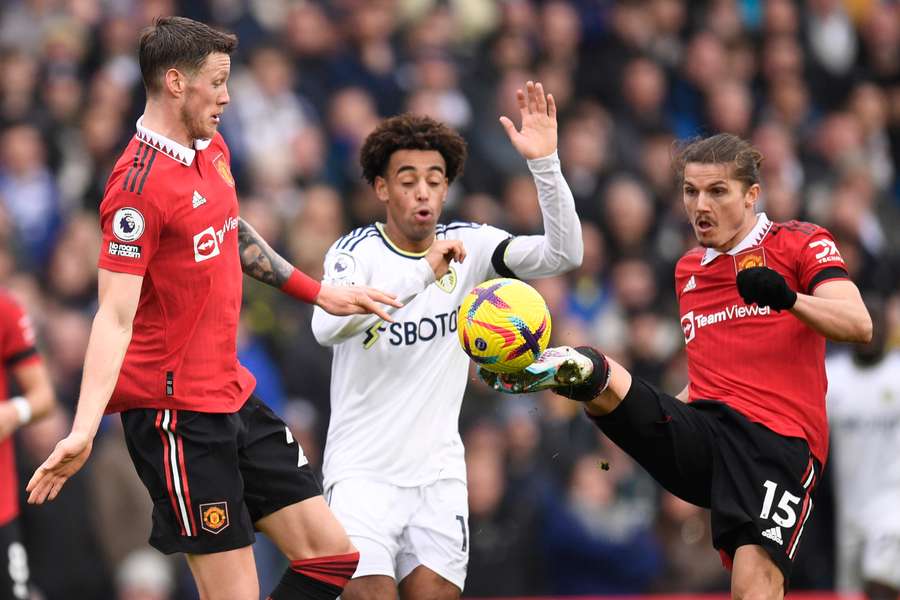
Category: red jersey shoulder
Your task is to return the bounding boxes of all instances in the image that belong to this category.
[105,137,168,200]
[767,220,844,263]
[675,246,705,275]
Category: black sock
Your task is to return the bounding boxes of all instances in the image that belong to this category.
[553,346,609,401]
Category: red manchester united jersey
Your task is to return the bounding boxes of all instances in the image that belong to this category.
[675,214,849,463]
[98,118,254,414]
[0,292,40,525]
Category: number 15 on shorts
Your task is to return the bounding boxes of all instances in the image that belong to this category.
[760,480,800,528]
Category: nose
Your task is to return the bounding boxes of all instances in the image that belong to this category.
[220,86,230,106]
[416,179,429,199]
[695,191,713,212]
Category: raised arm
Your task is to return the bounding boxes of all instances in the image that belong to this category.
[736,267,872,343]
[790,280,872,343]
[497,81,583,278]
[27,268,142,504]
[237,217,400,320]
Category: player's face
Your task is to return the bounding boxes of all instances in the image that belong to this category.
[181,52,230,141]
[376,149,448,251]
[682,162,759,252]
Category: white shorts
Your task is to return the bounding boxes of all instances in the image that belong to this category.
[837,521,900,591]
[326,478,469,591]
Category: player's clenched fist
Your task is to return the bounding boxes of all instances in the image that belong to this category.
[425,239,466,279]
[315,284,403,321]
[736,266,797,312]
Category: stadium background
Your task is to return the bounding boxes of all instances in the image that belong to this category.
[1,0,897,598]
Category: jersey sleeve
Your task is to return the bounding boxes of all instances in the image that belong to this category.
[0,295,39,368]
[796,226,850,294]
[458,224,516,281]
[97,188,166,276]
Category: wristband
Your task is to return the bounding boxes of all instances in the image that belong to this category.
[281,268,322,304]
[11,396,31,426]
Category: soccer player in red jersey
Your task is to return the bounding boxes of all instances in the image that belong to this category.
[24,17,401,600]
[0,292,55,600]
[483,134,873,598]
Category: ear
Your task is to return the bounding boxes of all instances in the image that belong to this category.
[744,183,760,208]
[374,176,389,203]
[164,68,186,98]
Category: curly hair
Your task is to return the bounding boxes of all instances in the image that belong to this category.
[672,133,764,191]
[360,114,467,185]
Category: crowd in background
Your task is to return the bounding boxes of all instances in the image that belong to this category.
[1,0,898,598]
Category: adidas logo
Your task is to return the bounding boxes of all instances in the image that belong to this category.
[761,526,783,546]
[192,190,207,208]
[682,275,697,294]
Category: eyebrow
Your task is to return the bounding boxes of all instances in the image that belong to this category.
[683,179,729,187]
[396,165,446,176]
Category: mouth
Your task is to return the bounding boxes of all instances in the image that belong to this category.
[695,216,715,234]
[211,113,222,124]
[413,208,432,223]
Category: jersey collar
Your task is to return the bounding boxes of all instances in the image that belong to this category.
[700,212,772,266]
[135,116,212,167]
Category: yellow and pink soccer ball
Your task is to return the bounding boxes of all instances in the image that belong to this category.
[457,278,552,373]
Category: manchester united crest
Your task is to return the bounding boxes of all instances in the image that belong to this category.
[200,501,229,534]
[734,247,767,273]
[213,154,235,187]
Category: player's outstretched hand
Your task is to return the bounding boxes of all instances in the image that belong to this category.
[26,431,93,504]
[499,80,558,160]
[316,284,403,322]
[426,239,466,280]
[736,267,797,312]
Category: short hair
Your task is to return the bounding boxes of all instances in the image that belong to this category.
[139,16,237,95]
[359,114,467,185]
[673,133,764,190]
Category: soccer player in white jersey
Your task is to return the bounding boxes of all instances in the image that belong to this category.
[827,296,900,600]
[311,81,583,599]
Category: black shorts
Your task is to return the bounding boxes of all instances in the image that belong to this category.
[0,519,29,600]
[122,394,322,555]
[588,378,820,586]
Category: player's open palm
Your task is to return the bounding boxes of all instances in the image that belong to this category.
[500,80,558,160]
[26,431,93,504]
[317,284,402,322]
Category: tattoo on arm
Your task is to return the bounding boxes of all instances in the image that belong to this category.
[237,218,294,288]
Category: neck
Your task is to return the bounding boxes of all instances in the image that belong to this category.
[716,213,758,253]
[142,101,191,148]
[383,220,433,253]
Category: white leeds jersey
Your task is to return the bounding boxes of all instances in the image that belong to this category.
[826,351,900,532]
[314,222,510,489]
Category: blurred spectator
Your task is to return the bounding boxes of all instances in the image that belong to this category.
[464,440,546,596]
[540,450,663,594]
[0,123,63,269]
[652,492,730,592]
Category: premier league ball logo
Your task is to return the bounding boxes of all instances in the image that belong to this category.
[112,207,145,242]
